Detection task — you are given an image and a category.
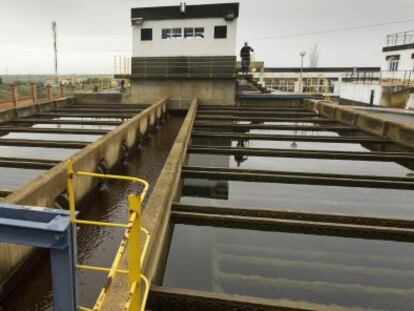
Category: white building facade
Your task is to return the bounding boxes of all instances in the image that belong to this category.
[382,30,414,73]
[338,30,414,108]
[131,3,238,57]
[119,3,240,106]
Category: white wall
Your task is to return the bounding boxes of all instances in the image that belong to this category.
[406,94,414,110]
[132,17,237,57]
[382,48,414,72]
[339,82,383,106]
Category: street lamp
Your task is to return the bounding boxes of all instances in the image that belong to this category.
[299,51,306,93]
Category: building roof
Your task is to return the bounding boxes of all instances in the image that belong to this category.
[131,3,239,21]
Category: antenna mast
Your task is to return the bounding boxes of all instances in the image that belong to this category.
[52,21,59,84]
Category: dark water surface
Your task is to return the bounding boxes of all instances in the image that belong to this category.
[1,132,101,142]
[165,111,414,310]
[164,224,414,311]
[180,178,414,217]
[0,146,79,161]
[0,116,183,310]
[187,153,414,177]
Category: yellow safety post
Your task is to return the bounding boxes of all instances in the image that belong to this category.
[128,194,141,311]
[250,53,256,73]
[67,160,76,223]
[65,159,151,311]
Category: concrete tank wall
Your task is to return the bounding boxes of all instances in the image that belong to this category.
[304,99,414,150]
[380,87,413,108]
[129,79,235,106]
[0,98,167,299]
[0,98,72,124]
[103,99,199,309]
[74,93,122,105]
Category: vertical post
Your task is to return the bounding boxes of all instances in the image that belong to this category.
[31,83,38,104]
[10,83,18,107]
[49,223,79,311]
[66,160,77,224]
[128,194,141,311]
[60,82,65,99]
[47,84,53,101]
[114,56,117,75]
[164,58,167,78]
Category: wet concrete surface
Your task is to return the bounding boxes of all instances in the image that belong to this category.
[0,115,183,310]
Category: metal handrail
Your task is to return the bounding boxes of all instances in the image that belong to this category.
[343,70,413,87]
[66,159,151,311]
[385,30,414,47]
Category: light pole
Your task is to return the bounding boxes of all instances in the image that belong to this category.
[299,51,306,93]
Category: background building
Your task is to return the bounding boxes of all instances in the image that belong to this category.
[119,2,240,106]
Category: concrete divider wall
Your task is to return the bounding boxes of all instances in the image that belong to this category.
[130,79,235,106]
[304,100,414,150]
[0,98,72,124]
[6,97,167,206]
[75,93,122,105]
[103,99,198,310]
[0,98,167,298]
[238,97,304,107]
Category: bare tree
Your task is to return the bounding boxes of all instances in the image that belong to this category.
[309,44,320,67]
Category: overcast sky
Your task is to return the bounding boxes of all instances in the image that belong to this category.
[0,0,413,74]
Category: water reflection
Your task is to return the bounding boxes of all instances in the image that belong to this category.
[188,153,413,177]
[0,167,45,189]
[164,225,414,310]
[0,146,79,161]
[181,179,414,218]
[0,132,101,142]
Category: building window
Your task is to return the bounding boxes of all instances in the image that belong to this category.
[184,27,194,38]
[386,55,400,72]
[214,26,227,39]
[172,28,182,38]
[162,29,171,39]
[162,28,183,39]
[162,27,204,39]
[195,27,205,38]
[141,28,152,41]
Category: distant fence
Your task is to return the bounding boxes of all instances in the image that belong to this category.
[131,56,237,78]
[343,70,413,87]
[264,78,335,95]
[0,83,68,110]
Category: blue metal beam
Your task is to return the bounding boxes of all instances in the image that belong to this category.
[0,203,79,310]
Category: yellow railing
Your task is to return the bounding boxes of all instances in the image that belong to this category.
[66,159,150,311]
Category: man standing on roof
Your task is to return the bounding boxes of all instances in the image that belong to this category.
[240,42,254,74]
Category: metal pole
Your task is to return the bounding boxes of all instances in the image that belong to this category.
[52,22,59,84]
[300,56,303,92]
[299,51,306,93]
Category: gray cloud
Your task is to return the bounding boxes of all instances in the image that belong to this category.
[0,0,413,74]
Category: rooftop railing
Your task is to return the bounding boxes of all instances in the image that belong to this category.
[343,70,414,87]
[385,30,414,47]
